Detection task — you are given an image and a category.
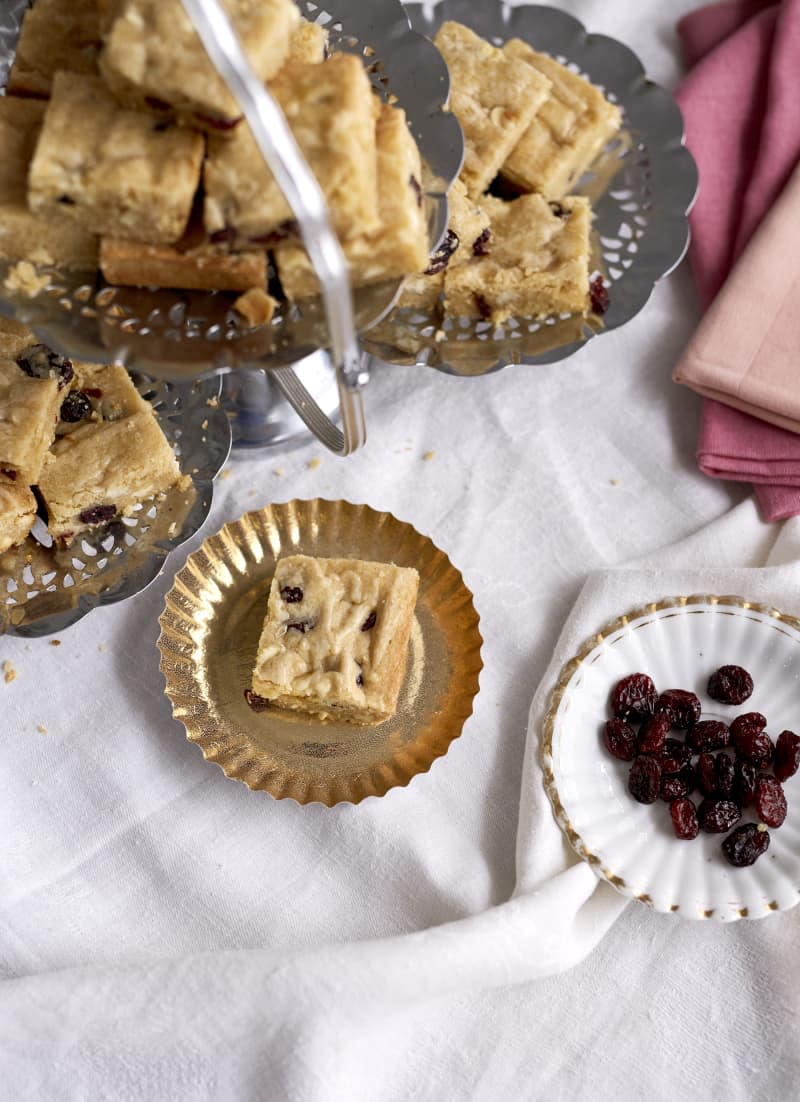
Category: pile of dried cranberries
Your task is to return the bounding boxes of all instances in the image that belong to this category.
[603,667,799,867]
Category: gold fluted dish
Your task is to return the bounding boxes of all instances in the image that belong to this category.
[158,499,483,805]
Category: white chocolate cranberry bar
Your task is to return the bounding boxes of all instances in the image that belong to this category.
[251,555,419,725]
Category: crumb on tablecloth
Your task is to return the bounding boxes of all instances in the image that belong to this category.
[220,467,232,480]
[50,639,61,646]
[3,660,17,683]
[610,478,621,486]
[274,468,285,477]
[423,450,436,461]
[308,458,322,471]
[37,724,47,734]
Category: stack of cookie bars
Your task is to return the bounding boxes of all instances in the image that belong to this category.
[0,3,620,329]
[1,0,431,322]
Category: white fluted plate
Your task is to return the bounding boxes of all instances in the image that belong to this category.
[542,595,800,921]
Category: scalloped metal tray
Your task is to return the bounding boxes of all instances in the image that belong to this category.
[362,0,699,376]
[0,0,462,381]
[1,375,231,637]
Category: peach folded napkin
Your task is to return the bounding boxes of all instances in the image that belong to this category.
[673,0,800,520]
[673,158,800,433]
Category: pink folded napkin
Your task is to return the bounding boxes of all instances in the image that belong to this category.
[673,0,800,520]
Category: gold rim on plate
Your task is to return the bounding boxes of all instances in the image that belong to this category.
[158,499,483,805]
[541,594,800,921]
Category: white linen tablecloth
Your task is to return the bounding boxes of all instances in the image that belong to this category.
[2,2,798,1099]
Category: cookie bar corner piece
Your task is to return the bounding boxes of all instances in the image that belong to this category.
[7,0,103,99]
[432,21,551,199]
[251,555,420,725]
[500,38,622,198]
[0,351,68,486]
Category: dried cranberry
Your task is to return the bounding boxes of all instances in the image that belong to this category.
[424,229,459,275]
[78,504,117,525]
[661,738,692,774]
[409,174,423,208]
[589,275,609,315]
[356,672,364,687]
[730,712,767,742]
[660,772,691,801]
[655,689,701,730]
[628,756,661,804]
[17,344,74,389]
[698,799,741,833]
[472,227,491,256]
[193,111,242,131]
[638,712,670,755]
[696,752,717,797]
[145,95,171,111]
[773,730,800,782]
[603,718,636,762]
[707,664,754,705]
[58,194,75,205]
[715,753,735,799]
[722,823,770,867]
[733,759,758,808]
[474,293,492,320]
[60,390,92,423]
[732,727,773,767]
[1,468,17,481]
[84,387,103,399]
[243,688,271,711]
[688,719,729,753]
[754,774,787,828]
[670,798,699,840]
[549,201,569,219]
[210,226,237,245]
[248,219,298,247]
[280,585,303,604]
[361,611,377,632]
[610,673,658,722]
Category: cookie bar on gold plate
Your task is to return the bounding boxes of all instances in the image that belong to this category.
[0,481,37,555]
[251,554,420,725]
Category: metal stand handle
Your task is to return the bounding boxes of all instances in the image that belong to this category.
[179,0,368,454]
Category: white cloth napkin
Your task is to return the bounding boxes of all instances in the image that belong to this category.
[3,499,798,1100]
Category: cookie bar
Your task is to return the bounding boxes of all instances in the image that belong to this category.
[99,236,267,292]
[99,0,299,135]
[38,362,181,543]
[0,351,70,484]
[396,178,490,311]
[432,22,551,198]
[28,73,204,245]
[251,555,419,725]
[0,481,37,554]
[0,98,97,270]
[7,0,102,99]
[0,317,47,361]
[203,54,380,245]
[501,39,622,197]
[274,105,427,299]
[443,193,591,324]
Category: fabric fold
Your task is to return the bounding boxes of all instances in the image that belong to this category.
[675,0,800,520]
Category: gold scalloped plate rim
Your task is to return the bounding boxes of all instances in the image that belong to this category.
[158,499,483,806]
[541,594,800,921]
